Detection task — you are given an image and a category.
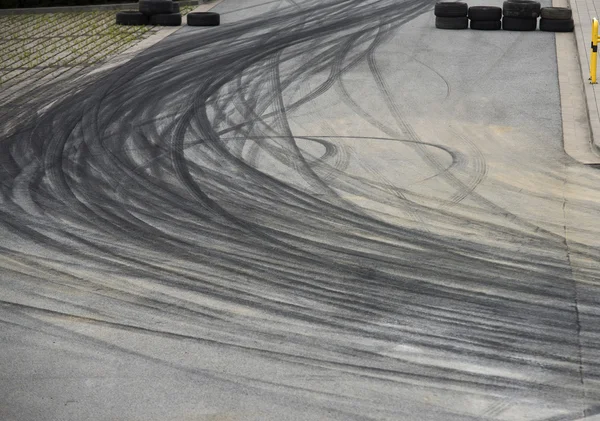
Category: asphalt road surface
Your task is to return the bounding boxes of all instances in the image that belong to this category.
[2,0,600,420]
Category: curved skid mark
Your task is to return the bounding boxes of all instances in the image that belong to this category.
[0,0,598,419]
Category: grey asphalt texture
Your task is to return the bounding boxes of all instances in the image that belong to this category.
[2,0,600,420]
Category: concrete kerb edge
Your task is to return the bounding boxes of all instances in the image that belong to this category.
[0,0,207,15]
[568,0,600,156]
[556,0,600,163]
[84,0,224,77]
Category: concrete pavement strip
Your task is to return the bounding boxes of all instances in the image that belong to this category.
[555,0,600,163]
[565,0,600,162]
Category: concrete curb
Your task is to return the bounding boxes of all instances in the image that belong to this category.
[570,0,600,155]
[85,0,224,78]
[557,0,600,163]
[0,0,207,15]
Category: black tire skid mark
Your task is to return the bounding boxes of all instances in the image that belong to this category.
[4,97,596,268]
[336,19,489,215]
[175,63,592,404]
[395,24,452,104]
[203,1,432,143]
[219,27,365,173]
[2,0,600,416]
[366,23,475,207]
[266,49,353,206]
[178,27,392,217]
[273,135,456,207]
[169,79,400,286]
[2,298,591,400]
[359,23,596,272]
[0,304,520,421]
[225,34,348,173]
[331,25,454,223]
[2,256,223,325]
[441,126,489,209]
[23,88,592,342]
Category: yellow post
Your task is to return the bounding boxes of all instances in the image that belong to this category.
[591,18,598,84]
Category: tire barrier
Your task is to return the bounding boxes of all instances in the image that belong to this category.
[139,0,174,15]
[187,12,221,27]
[502,0,541,19]
[435,2,468,29]
[539,7,574,33]
[116,11,149,26]
[149,12,182,26]
[502,15,537,31]
[471,19,502,30]
[468,6,501,30]
[501,0,539,31]
[434,1,573,32]
[116,0,220,28]
[434,2,468,17]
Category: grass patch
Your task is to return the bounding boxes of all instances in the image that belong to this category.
[0,6,197,87]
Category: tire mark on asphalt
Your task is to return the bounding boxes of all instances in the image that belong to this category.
[1,0,600,419]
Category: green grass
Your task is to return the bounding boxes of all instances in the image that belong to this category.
[0,6,197,87]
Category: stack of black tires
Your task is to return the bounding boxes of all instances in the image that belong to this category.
[469,6,502,30]
[539,7,574,32]
[117,0,182,26]
[116,0,220,27]
[434,2,469,29]
[434,1,574,32]
[502,0,540,31]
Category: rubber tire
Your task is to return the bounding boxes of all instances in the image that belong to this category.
[172,2,180,13]
[434,2,468,17]
[139,0,173,15]
[502,16,537,30]
[502,0,541,18]
[539,18,574,31]
[470,20,502,30]
[540,7,572,19]
[468,6,502,21]
[187,12,221,26]
[150,12,181,26]
[116,11,149,25]
[435,16,469,29]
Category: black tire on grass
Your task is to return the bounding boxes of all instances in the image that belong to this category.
[139,0,173,15]
[116,11,149,25]
[468,6,502,21]
[539,18,574,31]
[502,0,541,18]
[172,2,180,13]
[540,7,572,19]
[187,12,221,26]
[150,12,181,26]
[434,2,468,17]
[435,16,469,29]
[502,16,537,30]
[470,20,502,30]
